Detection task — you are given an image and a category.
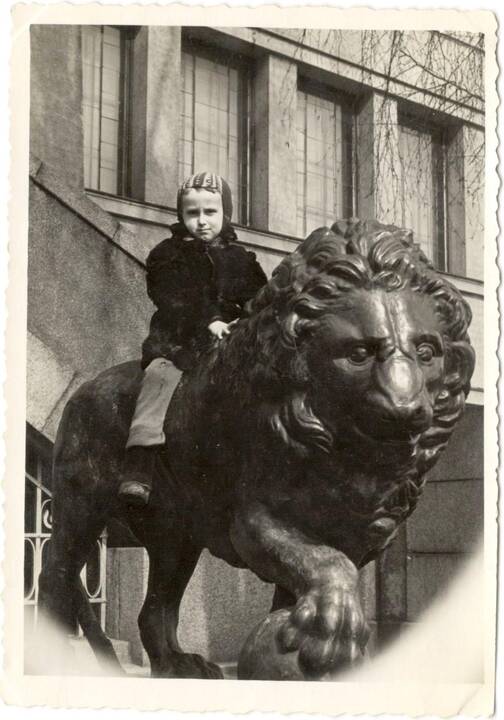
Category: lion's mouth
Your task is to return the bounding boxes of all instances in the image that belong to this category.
[352,423,421,447]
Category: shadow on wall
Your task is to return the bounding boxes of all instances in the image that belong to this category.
[178,550,274,665]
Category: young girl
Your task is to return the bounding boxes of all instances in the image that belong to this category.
[119,172,267,506]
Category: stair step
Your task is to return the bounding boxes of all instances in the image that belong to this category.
[69,637,238,679]
[69,636,146,675]
[120,662,236,678]
[68,636,101,673]
[110,638,133,666]
[219,662,237,679]
[122,662,151,677]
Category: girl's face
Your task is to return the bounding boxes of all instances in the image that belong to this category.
[181,188,224,242]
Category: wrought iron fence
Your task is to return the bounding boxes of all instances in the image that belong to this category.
[24,444,107,633]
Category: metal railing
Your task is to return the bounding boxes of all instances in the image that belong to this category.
[24,457,107,633]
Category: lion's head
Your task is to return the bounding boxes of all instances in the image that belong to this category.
[237,219,474,479]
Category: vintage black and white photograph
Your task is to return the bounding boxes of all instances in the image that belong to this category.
[2,4,498,715]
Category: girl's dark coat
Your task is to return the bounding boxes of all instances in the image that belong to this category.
[142,224,268,370]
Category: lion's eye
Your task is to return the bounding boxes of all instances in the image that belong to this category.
[348,346,372,365]
[417,343,435,363]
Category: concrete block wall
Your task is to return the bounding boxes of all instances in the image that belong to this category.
[375,404,483,641]
[28,183,150,388]
[30,26,84,189]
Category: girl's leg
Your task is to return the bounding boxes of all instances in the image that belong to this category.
[119,358,182,505]
[127,358,183,448]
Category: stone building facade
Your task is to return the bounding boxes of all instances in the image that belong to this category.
[26,25,484,670]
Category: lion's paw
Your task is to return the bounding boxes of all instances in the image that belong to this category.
[156,652,224,679]
[278,587,369,675]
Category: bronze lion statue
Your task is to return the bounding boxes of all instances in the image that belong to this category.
[39,219,475,680]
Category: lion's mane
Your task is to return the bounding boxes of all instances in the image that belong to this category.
[213,219,475,486]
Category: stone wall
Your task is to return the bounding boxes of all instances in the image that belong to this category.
[30,26,84,189]
[28,184,149,404]
[273,29,484,116]
[376,404,483,644]
[130,26,182,206]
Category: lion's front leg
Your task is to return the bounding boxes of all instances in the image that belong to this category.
[230,502,369,679]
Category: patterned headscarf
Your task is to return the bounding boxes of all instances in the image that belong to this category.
[177,172,233,225]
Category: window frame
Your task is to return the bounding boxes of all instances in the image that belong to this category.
[296,76,357,238]
[398,111,448,272]
[82,25,136,198]
[116,27,136,197]
[180,36,252,225]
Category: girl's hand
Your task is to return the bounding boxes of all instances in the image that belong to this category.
[208,320,231,340]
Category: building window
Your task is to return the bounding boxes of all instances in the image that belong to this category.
[399,118,447,270]
[24,426,108,634]
[81,26,132,195]
[179,45,250,224]
[296,83,354,238]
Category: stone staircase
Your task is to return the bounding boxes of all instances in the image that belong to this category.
[69,636,148,676]
[111,638,150,677]
[220,662,238,679]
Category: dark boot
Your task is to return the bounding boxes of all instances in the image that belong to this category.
[118,445,159,507]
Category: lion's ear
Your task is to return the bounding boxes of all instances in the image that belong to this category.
[445,340,476,396]
[331,218,361,238]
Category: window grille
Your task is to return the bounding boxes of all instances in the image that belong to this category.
[399,119,447,271]
[296,86,354,238]
[179,46,249,224]
[82,26,131,195]
[24,428,108,634]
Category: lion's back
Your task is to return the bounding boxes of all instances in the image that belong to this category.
[53,360,144,480]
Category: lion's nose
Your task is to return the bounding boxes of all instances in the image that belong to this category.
[372,356,432,433]
[387,398,432,432]
[370,395,431,435]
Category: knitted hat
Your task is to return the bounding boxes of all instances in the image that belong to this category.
[177,172,233,225]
